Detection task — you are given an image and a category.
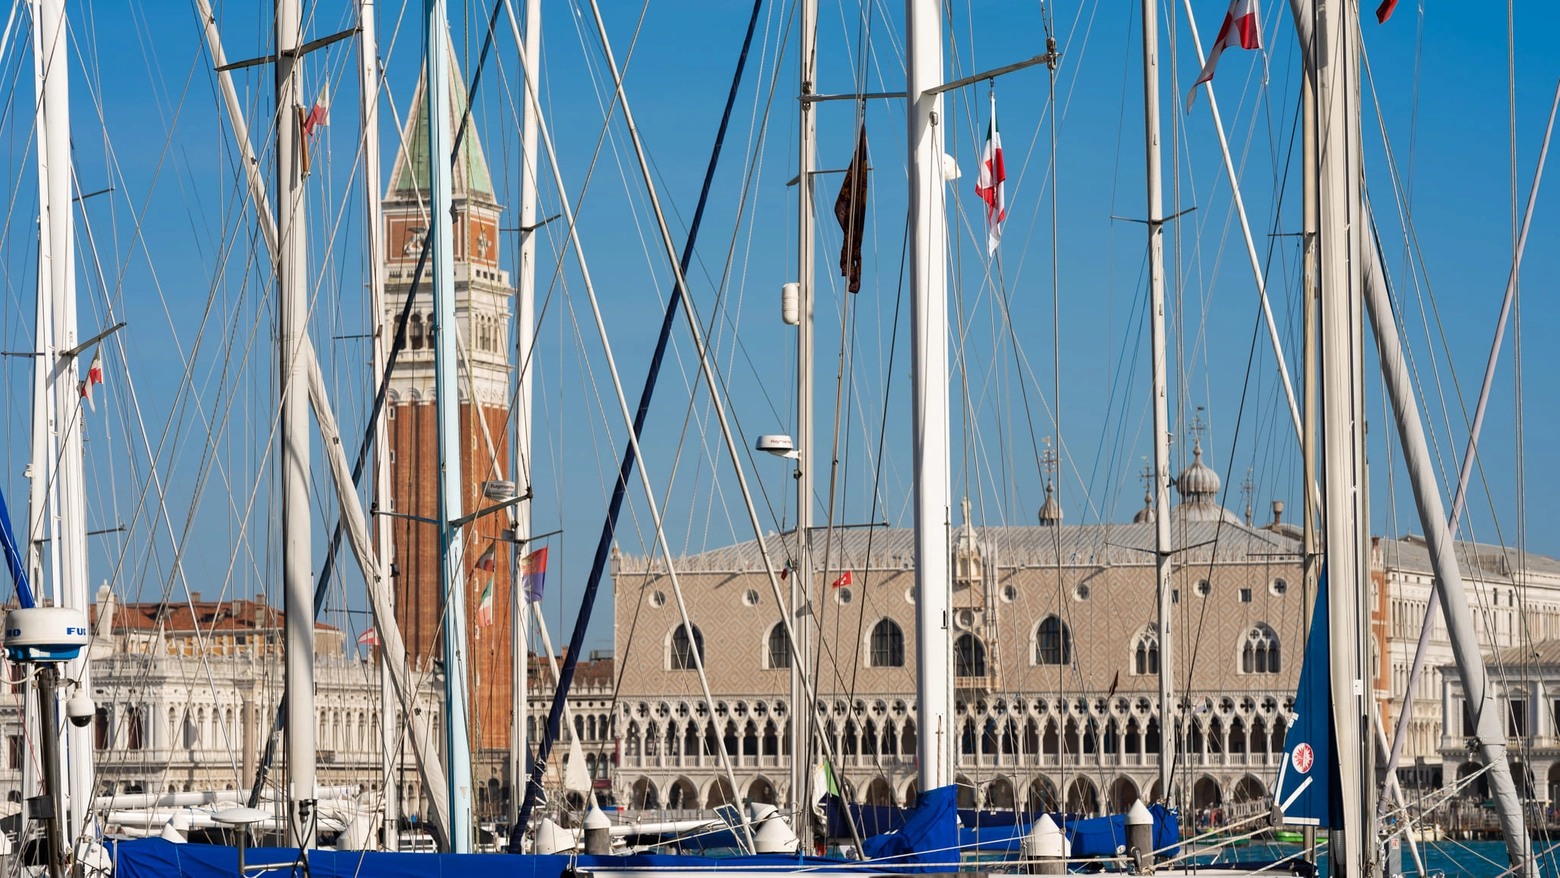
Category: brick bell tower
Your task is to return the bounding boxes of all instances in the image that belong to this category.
[382,50,515,756]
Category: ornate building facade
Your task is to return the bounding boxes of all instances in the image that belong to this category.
[612,454,1310,820]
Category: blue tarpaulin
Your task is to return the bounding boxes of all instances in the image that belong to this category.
[859,784,958,872]
[112,838,858,878]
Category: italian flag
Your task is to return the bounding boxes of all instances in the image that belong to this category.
[975,93,1006,256]
[1187,0,1263,112]
[79,347,104,411]
[475,578,495,627]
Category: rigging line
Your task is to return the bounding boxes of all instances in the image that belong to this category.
[1374,74,1560,790]
[841,224,913,814]
[511,0,768,839]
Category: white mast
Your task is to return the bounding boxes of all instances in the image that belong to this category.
[24,0,57,833]
[1140,0,1174,808]
[40,0,91,841]
[1312,0,1370,871]
[357,0,398,851]
[792,0,817,831]
[276,0,316,848]
[906,0,951,795]
[510,0,540,834]
[425,0,475,851]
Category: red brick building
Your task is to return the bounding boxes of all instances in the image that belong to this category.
[383,56,516,753]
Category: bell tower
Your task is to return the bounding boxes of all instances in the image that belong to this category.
[382,47,516,756]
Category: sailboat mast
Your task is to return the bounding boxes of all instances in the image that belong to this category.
[424,0,475,851]
[510,0,539,835]
[1140,0,1174,808]
[357,0,398,851]
[906,0,951,794]
[1312,0,1371,871]
[793,0,817,834]
[275,0,317,848]
[39,0,92,840]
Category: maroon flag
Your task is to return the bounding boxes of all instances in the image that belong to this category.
[833,128,869,293]
[1374,0,1397,23]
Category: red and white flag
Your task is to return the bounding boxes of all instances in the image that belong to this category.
[1186,0,1263,112]
[474,543,497,572]
[356,628,381,647]
[831,570,852,590]
[974,93,1006,255]
[79,347,104,411]
[303,87,329,137]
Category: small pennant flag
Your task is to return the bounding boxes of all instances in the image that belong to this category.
[779,563,790,581]
[1187,0,1263,112]
[831,570,852,590]
[975,93,1006,255]
[474,543,497,572]
[79,347,104,411]
[303,87,329,137]
[356,628,381,647]
[1193,695,1212,714]
[521,547,548,603]
[1106,670,1120,699]
[476,578,495,627]
[1374,0,1397,23]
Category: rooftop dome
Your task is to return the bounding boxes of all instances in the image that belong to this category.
[1176,440,1221,498]
[1132,488,1155,524]
[1174,440,1240,524]
[1038,482,1063,526]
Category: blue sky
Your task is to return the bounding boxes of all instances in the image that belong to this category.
[0,0,1556,656]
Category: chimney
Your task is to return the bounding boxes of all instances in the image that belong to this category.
[1270,500,1284,526]
[190,591,202,603]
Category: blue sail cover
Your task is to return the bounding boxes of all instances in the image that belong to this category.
[112,838,860,878]
[1272,567,1342,828]
[859,784,958,872]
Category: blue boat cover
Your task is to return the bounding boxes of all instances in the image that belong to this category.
[859,784,957,872]
[112,838,857,878]
[1272,566,1342,829]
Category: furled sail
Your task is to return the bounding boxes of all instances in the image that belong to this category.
[1272,567,1341,828]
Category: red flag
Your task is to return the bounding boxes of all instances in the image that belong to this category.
[831,570,852,589]
[1186,0,1262,112]
[303,88,329,137]
[1374,0,1397,23]
[474,543,497,572]
[79,347,104,411]
[356,628,381,647]
[975,93,1006,255]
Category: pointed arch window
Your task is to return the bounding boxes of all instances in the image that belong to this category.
[1241,623,1281,674]
[1130,626,1160,675]
[409,313,425,350]
[869,619,905,667]
[766,623,791,669]
[955,633,986,677]
[670,623,705,670]
[1035,615,1071,665]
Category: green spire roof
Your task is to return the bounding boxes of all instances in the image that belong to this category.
[388,35,493,200]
